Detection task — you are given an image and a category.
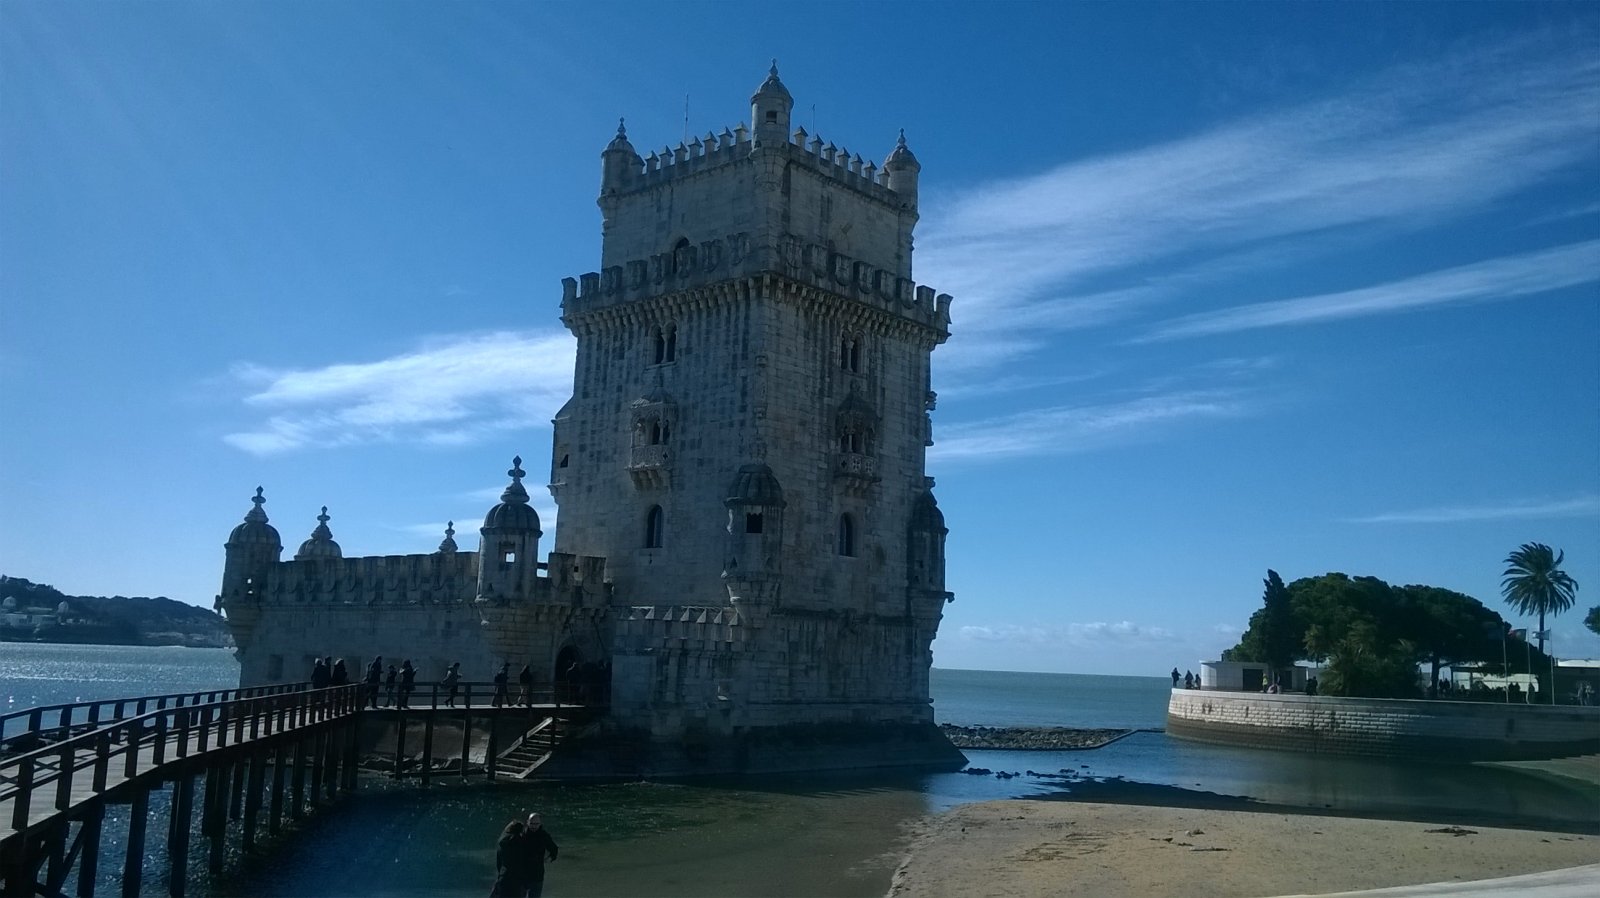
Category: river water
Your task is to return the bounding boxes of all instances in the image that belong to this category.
[2,644,1593,897]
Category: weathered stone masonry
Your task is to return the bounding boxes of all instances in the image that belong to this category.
[217,67,962,771]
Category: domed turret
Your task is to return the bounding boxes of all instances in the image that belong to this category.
[294,506,343,560]
[884,129,920,205]
[482,457,542,533]
[477,457,542,602]
[601,117,642,196]
[750,61,793,145]
[723,462,786,607]
[228,487,282,549]
[725,463,786,509]
[907,489,948,594]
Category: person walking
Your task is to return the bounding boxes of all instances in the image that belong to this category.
[443,661,462,707]
[399,659,416,709]
[365,656,383,709]
[490,820,528,898]
[311,657,330,689]
[331,658,350,687]
[517,664,534,706]
[1170,667,1180,688]
[519,812,559,898]
[384,664,398,707]
[492,662,511,707]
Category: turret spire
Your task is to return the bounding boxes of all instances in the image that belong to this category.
[438,521,458,554]
[244,486,269,523]
[501,456,530,504]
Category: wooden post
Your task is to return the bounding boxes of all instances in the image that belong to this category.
[203,763,226,876]
[485,714,499,782]
[308,732,325,806]
[289,738,308,820]
[241,752,264,853]
[168,774,195,898]
[323,728,339,801]
[120,788,148,898]
[420,712,434,785]
[343,720,360,792]
[392,711,407,780]
[228,760,246,821]
[75,804,103,898]
[460,706,471,783]
[269,743,288,835]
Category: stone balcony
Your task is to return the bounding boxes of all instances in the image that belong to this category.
[835,452,878,495]
[628,444,670,490]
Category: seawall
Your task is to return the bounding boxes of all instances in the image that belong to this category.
[1167,689,1600,761]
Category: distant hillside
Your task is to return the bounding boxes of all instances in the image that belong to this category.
[1,576,232,648]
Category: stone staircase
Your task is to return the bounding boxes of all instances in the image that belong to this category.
[497,717,566,779]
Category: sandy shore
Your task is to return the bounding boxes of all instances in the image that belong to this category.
[887,801,1599,898]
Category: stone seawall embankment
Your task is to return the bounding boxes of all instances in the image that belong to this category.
[1167,689,1600,761]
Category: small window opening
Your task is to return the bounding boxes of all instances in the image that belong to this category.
[665,326,676,361]
[558,454,569,468]
[765,110,778,123]
[645,505,664,549]
[745,512,764,534]
[503,551,516,564]
[650,422,663,445]
[837,514,856,557]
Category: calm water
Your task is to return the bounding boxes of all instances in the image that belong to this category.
[3,644,1594,897]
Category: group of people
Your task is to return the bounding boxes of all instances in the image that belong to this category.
[1170,667,1199,689]
[308,656,539,709]
[491,812,559,898]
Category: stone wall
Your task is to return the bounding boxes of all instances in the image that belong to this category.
[1167,689,1600,761]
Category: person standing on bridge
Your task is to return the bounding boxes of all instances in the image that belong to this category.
[331,658,350,687]
[399,659,416,708]
[364,657,383,709]
[311,657,330,689]
[443,661,462,707]
[492,662,511,707]
[517,664,533,706]
[385,663,398,706]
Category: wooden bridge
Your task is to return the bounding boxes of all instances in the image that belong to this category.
[0,682,593,898]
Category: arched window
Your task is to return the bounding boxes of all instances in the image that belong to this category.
[836,514,856,557]
[839,333,863,373]
[653,324,678,364]
[644,505,664,548]
[745,512,764,534]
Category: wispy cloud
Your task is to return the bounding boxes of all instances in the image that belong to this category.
[916,36,1599,370]
[224,330,574,455]
[1344,495,1600,524]
[1141,240,1600,342]
[959,621,1180,647]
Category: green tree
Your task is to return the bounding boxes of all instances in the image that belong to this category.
[1288,573,1423,697]
[1222,570,1301,670]
[1501,543,1580,654]
[1396,585,1504,692]
[1585,606,1600,637]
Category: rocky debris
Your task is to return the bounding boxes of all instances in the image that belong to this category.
[940,724,1131,751]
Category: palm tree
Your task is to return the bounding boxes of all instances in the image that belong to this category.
[1501,543,1580,654]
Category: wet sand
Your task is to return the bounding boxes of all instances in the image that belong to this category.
[887,800,1600,898]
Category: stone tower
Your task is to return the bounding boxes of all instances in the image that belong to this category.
[553,65,955,731]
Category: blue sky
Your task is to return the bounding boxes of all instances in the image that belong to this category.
[2,2,1597,677]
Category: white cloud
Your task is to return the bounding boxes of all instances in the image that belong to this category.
[224,330,575,455]
[1140,240,1600,342]
[1344,495,1600,525]
[931,387,1255,463]
[915,37,1599,369]
[959,621,1180,647]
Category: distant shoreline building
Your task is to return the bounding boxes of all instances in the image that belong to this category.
[217,67,961,772]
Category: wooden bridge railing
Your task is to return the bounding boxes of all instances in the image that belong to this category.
[0,683,313,751]
[1,684,362,837]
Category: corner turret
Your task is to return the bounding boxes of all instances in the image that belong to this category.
[294,506,343,560]
[221,487,283,603]
[884,129,920,207]
[722,462,786,608]
[476,457,542,602]
[750,61,793,146]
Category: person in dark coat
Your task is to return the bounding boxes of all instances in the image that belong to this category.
[311,658,330,689]
[518,812,558,898]
[492,663,511,707]
[517,664,534,706]
[364,657,383,708]
[399,660,416,709]
[490,820,527,898]
[443,661,462,707]
[331,659,349,687]
[385,664,398,706]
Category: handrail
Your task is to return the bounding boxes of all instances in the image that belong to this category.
[0,682,312,747]
[2,684,364,833]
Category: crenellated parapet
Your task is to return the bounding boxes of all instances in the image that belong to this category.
[613,605,748,654]
[562,233,951,339]
[252,551,479,606]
